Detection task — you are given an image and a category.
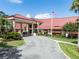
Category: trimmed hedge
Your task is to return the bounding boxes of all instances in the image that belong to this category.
[6,32,22,40]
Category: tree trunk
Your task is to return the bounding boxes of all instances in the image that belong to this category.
[77,8,79,47]
[0,26,2,35]
[78,29,79,47]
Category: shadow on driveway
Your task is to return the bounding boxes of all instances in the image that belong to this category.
[0,43,22,59]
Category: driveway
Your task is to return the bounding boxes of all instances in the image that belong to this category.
[19,36,69,59]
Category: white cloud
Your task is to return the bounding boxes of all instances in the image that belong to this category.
[26,14,31,18]
[35,13,51,19]
[8,0,22,4]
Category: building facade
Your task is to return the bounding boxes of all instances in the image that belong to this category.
[7,14,78,36]
[37,16,78,36]
[7,14,41,35]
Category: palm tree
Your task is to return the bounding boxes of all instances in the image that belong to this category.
[71,0,79,47]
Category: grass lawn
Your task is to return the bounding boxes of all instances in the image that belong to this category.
[49,36,77,44]
[0,40,25,48]
[7,40,25,47]
[59,43,79,59]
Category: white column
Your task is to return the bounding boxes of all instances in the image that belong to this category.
[26,24,29,32]
[48,29,50,35]
[13,20,16,32]
[37,22,39,34]
[32,23,34,35]
[42,30,44,34]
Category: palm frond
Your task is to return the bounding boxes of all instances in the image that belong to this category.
[70,0,79,13]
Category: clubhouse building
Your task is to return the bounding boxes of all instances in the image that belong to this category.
[7,14,42,35]
[7,14,78,36]
[37,16,78,36]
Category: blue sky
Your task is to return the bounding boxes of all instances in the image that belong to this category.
[0,0,77,18]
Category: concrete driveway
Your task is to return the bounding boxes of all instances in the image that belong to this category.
[19,36,69,59]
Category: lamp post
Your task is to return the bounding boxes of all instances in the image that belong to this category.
[50,11,56,37]
[50,16,53,37]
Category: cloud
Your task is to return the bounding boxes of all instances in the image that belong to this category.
[35,13,51,19]
[8,0,22,4]
[26,14,31,18]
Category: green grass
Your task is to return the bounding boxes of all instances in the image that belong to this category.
[59,43,79,59]
[49,36,77,44]
[0,40,25,48]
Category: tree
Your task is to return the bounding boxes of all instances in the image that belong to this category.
[0,11,12,35]
[63,22,77,38]
[71,0,79,47]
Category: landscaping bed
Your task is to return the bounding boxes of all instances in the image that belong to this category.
[0,32,25,48]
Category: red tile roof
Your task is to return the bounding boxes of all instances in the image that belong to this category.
[37,16,78,29]
[7,14,32,20]
[14,14,33,20]
[7,14,42,23]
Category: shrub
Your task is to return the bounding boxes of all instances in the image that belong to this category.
[6,32,22,40]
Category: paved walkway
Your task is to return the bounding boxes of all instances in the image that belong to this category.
[19,36,69,59]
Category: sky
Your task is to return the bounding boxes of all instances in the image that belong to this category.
[0,0,77,19]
